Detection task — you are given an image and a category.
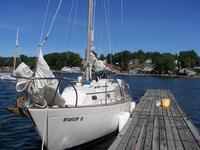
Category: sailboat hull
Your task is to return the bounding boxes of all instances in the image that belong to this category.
[29,101,133,150]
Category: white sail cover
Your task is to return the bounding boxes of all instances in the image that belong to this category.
[14,49,65,107]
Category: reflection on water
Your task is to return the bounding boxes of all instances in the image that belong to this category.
[0,74,200,149]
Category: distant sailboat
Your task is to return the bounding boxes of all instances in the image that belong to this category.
[1,28,19,81]
[9,0,135,149]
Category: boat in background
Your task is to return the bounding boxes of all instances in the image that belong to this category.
[9,0,135,149]
[0,73,16,81]
[0,28,19,81]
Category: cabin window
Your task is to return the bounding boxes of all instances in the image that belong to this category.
[92,95,97,100]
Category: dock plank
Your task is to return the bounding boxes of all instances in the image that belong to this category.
[115,95,149,150]
[109,89,200,150]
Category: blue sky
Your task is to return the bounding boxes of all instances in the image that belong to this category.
[0,0,200,57]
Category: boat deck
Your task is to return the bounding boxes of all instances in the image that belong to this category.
[109,89,200,150]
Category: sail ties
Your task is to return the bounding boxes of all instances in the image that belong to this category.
[14,50,65,108]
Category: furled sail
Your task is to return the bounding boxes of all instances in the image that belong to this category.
[90,52,110,72]
[14,49,65,107]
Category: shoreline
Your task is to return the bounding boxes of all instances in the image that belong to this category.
[116,73,200,78]
[1,71,200,79]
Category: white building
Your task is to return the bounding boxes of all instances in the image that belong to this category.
[144,59,153,72]
[179,68,196,76]
[129,59,139,65]
[61,66,72,73]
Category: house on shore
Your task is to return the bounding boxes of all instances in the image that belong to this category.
[144,59,153,72]
[179,68,196,76]
[71,67,81,73]
[61,66,72,73]
[129,59,139,65]
[0,67,13,73]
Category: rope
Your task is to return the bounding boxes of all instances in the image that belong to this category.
[67,0,75,24]
[66,0,79,49]
[103,0,112,63]
[121,0,123,25]
[39,0,63,47]
[72,0,79,34]
[41,106,48,150]
[39,0,50,44]
[63,0,75,49]
[92,0,96,29]
[33,0,62,81]
[98,1,104,55]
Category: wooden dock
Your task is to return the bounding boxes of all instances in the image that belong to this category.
[109,89,200,150]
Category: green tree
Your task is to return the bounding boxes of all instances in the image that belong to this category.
[136,49,145,63]
[178,50,199,68]
[20,55,36,69]
[99,54,105,60]
[106,53,114,64]
[157,54,176,73]
[44,51,82,70]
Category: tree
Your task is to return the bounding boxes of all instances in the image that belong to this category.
[178,50,199,68]
[106,53,114,64]
[44,51,82,70]
[136,49,145,63]
[157,54,176,73]
[99,54,105,60]
[20,55,36,69]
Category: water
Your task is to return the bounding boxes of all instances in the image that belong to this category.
[0,74,200,149]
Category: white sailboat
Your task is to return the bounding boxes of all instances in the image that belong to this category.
[11,0,135,149]
[0,73,16,80]
[0,28,19,81]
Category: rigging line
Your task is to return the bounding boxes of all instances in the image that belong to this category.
[39,0,50,44]
[66,0,79,50]
[91,0,95,50]
[92,0,96,29]
[67,0,75,24]
[103,0,112,63]
[106,0,112,63]
[64,0,75,49]
[73,0,79,31]
[106,0,111,30]
[33,0,62,81]
[121,0,123,25]
[91,0,96,51]
[39,0,63,47]
[46,0,62,38]
[98,1,104,55]
[99,16,103,55]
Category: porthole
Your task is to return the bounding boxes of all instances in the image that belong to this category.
[92,95,97,100]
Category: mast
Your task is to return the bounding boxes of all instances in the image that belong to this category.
[13,27,19,71]
[85,0,93,81]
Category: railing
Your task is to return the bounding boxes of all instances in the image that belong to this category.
[13,76,78,108]
[13,76,132,108]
